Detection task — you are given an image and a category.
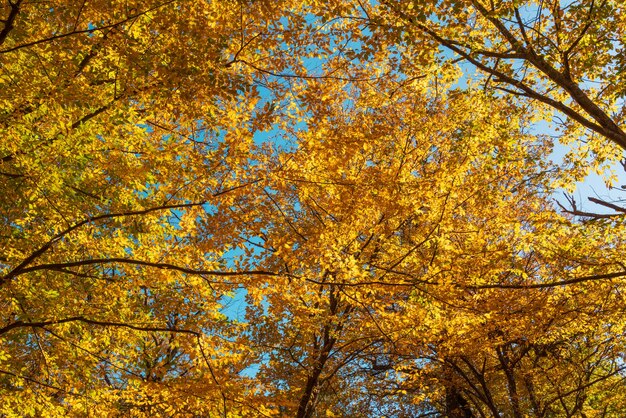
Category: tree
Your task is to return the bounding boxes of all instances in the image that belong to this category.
[376,0,626,213]
[232,66,626,416]
[1,0,626,416]
[0,0,300,414]
[380,0,626,148]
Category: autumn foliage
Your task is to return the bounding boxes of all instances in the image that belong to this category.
[1,0,626,416]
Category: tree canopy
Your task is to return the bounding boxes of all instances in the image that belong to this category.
[1,0,625,416]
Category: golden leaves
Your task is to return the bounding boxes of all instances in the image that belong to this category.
[1,0,626,416]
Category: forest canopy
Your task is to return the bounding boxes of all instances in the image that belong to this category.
[1,0,626,416]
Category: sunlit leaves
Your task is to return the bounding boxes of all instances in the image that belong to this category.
[2,0,626,416]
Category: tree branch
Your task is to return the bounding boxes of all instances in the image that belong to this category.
[0,315,201,336]
[0,0,177,54]
[0,0,22,47]
[469,270,626,290]
[0,202,208,285]
[17,257,280,279]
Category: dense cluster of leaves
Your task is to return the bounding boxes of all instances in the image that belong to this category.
[1,0,625,416]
